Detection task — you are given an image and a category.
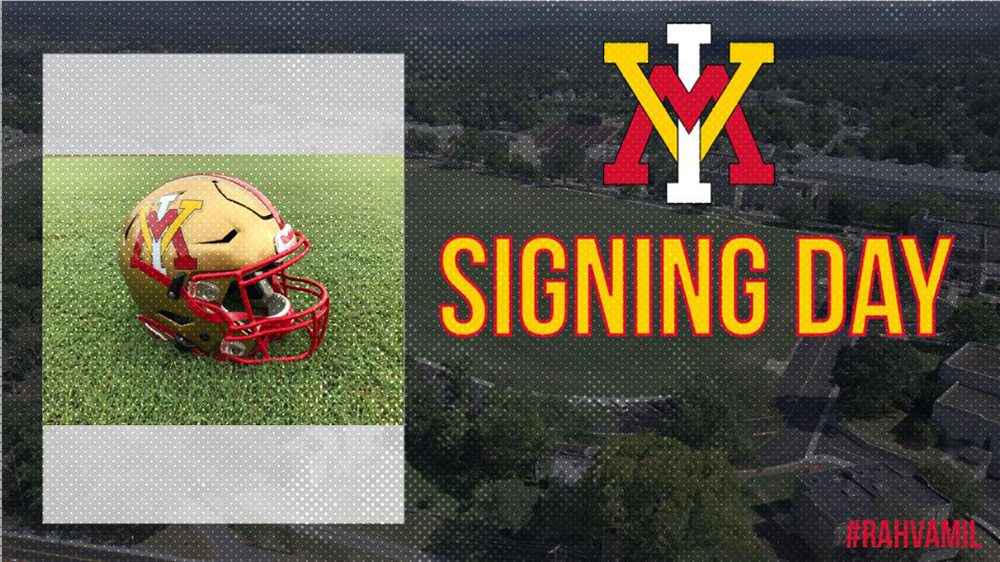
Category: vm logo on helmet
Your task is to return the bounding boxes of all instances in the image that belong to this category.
[604,23,775,203]
[133,192,203,274]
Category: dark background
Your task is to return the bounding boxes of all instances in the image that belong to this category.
[5,2,1000,560]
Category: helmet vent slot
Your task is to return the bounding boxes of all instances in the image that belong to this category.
[158,310,193,326]
[123,215,138,239]
[213,181,274,220]
[199,229,239,244]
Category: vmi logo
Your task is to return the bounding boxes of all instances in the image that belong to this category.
[134,192,203,274]
[604,24,775,203]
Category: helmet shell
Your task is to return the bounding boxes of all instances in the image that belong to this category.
[119,174,289,356]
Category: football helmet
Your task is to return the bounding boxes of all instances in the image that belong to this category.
[118,174,329,363]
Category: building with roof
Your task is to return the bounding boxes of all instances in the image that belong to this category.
[957,445,993,481]
[410,357,494,415]
[483,130,539,166]
[616,397,677,433]
[533,122,614,151]
[933,343,1000,477]
[405,122,464,147]
[935,384,1000,451]
[939,343,1000,396]
[729,155,1000,219]
[789,155,1000,208]
[792,463,952,561]
[547,444,599,488]
[520,121,618,180]
[908,210,1000,286]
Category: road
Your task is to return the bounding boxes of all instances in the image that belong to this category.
[813,424,917,473]
[3,533,198,562]
[2,524,440,562]
[299,525,442,561]
[194,525,276,562]
[756,247,860,467]
[757,330,847,466]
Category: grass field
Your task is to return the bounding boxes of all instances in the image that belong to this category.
[745,468,807,511]
[406,161,800,399]
[43,154,403,425]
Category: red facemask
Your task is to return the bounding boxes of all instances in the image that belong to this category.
[184,231,330,363]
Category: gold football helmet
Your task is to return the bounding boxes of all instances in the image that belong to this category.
[118,174,329,363]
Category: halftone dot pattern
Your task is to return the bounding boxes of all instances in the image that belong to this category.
[44,54,403,155]
[3,1,1000,559]
[40,53,406,525]
[44,426,404,524]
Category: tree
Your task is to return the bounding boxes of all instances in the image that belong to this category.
[648,177,670,202]
[949,298,1000,346]
[860,201,889,226]
[618,185,643,199]
[827,192,858,225]
[448,130,486,165]
[541,137,586,185]
[777,196,815,226]
[510,103,538,131]
[967,135,1000,173]
[474,390,552,479]
[833,337,925,418]
[2,101,42,134]
[807,106,841,148]
[897,418,940,450]
[887,192,960,231]
[468,479,540,532]
[580,434,765,561]
[918,460,981,518]
[405,131,440,156]
[567,112,602,126]
[977,203,1000,226]
[405,365,475,470]
[484,146,510,174]
[661,385,754,465]
[3,401,43,524]
[506,154,540,180]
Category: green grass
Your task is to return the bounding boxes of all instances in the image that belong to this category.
[913,344,952,373]
[405,463,462,516]
[406,161,799,398]
[43,155,403,425]
[746,469,806,509]
[841,409,945,465]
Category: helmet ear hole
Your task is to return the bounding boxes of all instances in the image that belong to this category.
[123,215,138,240]
[173,335,196,353]
[158,309,193,326]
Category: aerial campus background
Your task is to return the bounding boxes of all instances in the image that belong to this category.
[6,2,1000,560]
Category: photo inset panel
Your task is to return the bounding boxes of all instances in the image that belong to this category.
[42,54,404,524]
